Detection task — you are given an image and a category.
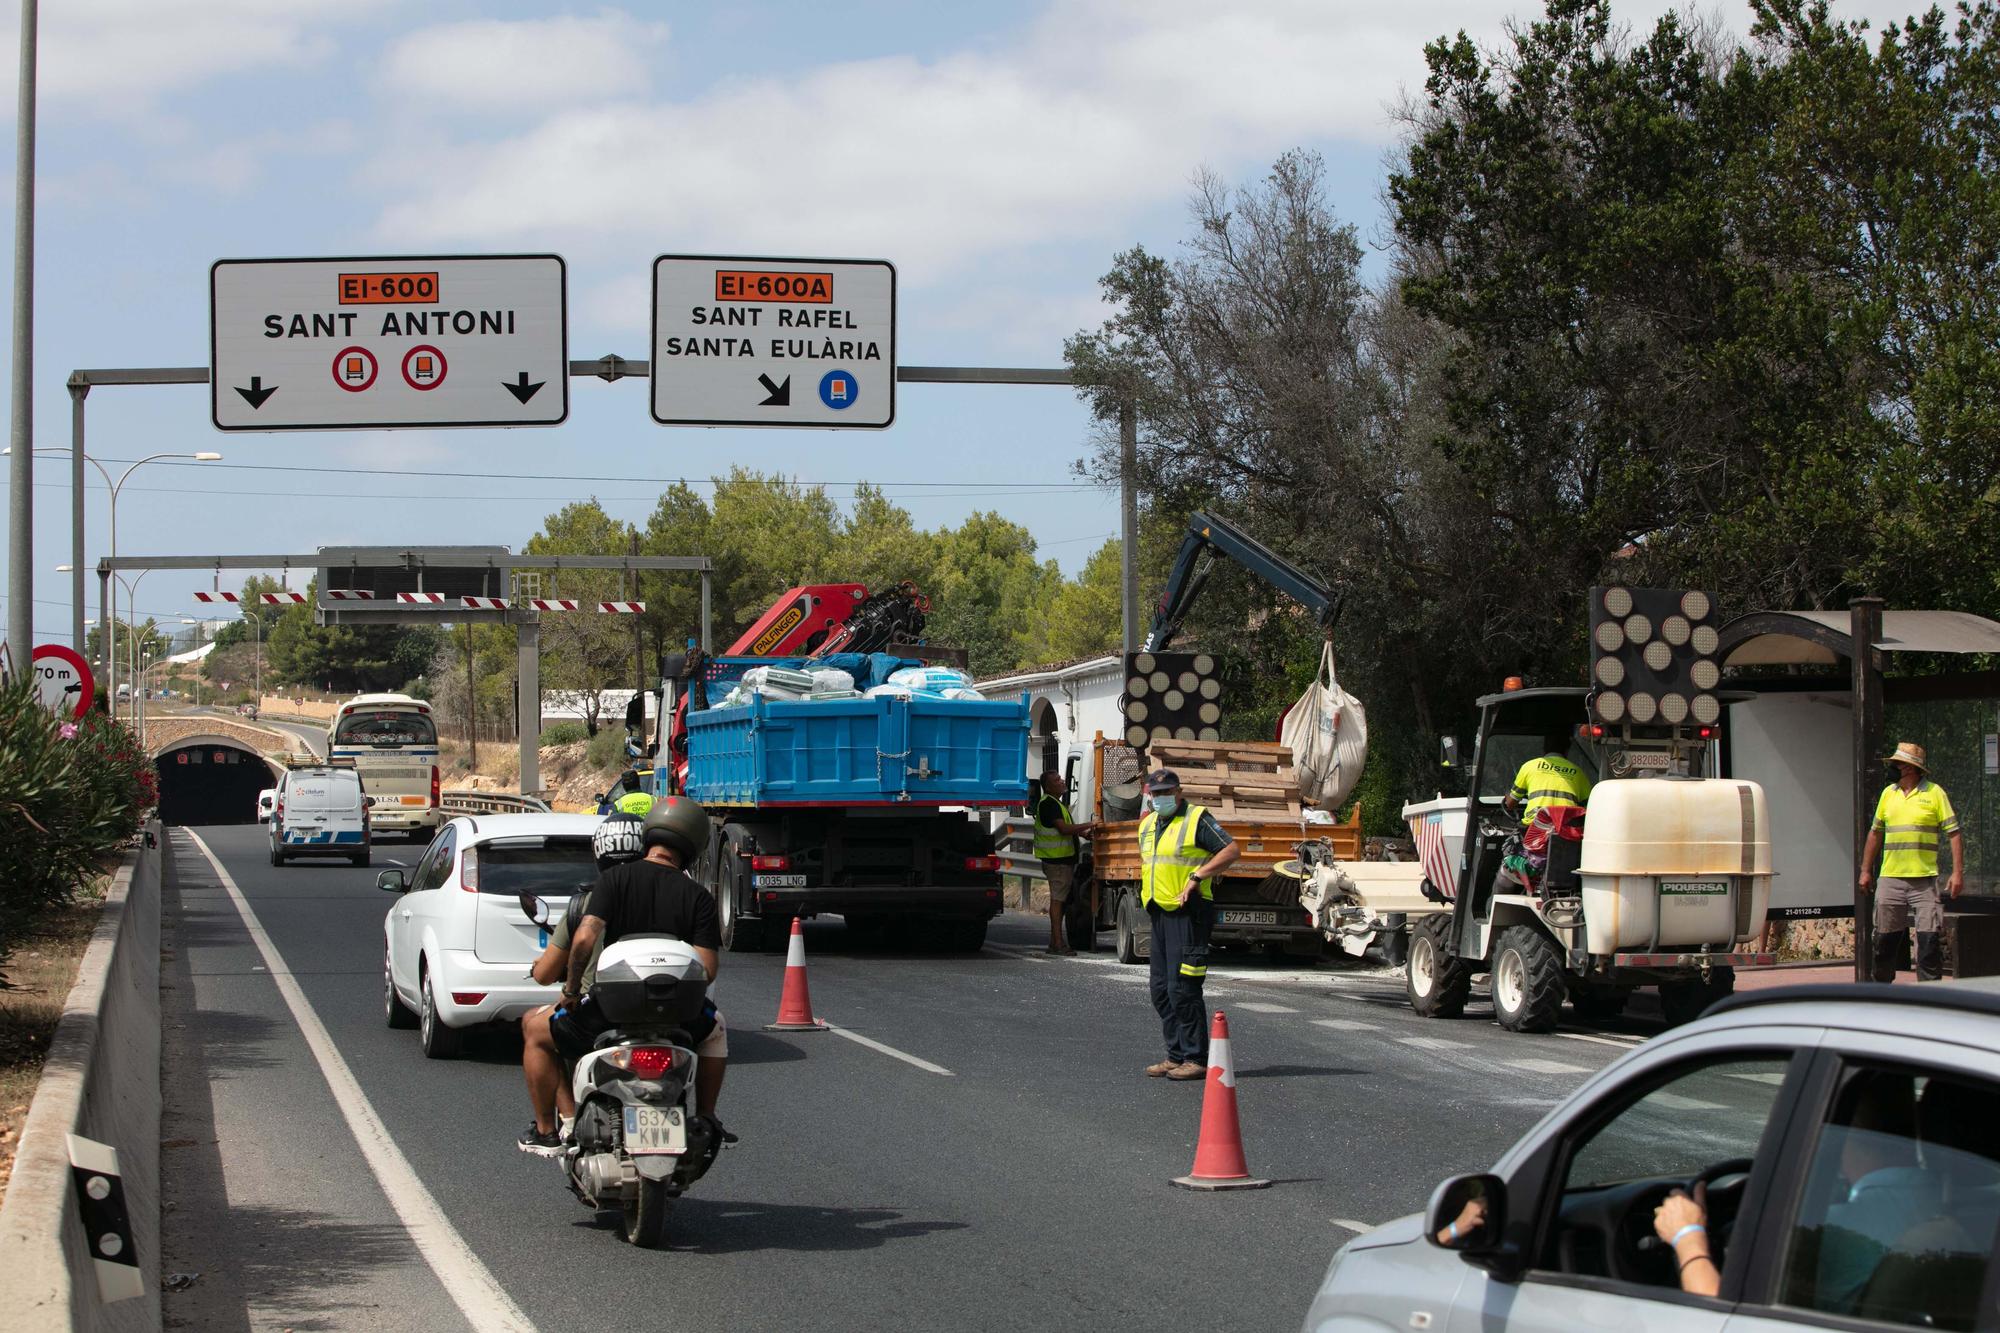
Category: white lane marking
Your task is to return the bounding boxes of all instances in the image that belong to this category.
[1512,1058,1591,1075]
[1647,1092,1725,1111]
[185,831,538,1333]
[1232,1001,1299,1014]
[1397,1036,1471,1051]
[1312,1018,1379,1032]
[1330,1218,1376,1234]
[824,1023,955,1077]
[1727,1070,1787,1086]
[1554,1031,1643,1049]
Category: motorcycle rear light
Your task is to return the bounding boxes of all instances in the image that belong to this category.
[451,992,486,1005]
[750,854,790,871]
[963,855,1002,872]
[612,1046,676,1078]
[460,847,479,892]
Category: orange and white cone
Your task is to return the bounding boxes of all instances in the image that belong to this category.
[765,917,828,1031]
[1172,1011,1270,1191]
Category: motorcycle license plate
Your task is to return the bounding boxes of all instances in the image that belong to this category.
[754,874,807,888]
[1220,909,1279,926]
[623,1105,686,1156]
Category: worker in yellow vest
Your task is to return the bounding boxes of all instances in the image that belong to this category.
[1033,769,1096,955]
[1859,742,1965,982]
[1138,769,1240,1080]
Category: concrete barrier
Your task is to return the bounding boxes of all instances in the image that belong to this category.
[0,828,163,1331]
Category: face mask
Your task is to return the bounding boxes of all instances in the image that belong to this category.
[1149,794,1178,815]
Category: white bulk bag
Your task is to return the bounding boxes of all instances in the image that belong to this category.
[1281,643,1368,811]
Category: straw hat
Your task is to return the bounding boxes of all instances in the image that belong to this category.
[1883,741,1928,772]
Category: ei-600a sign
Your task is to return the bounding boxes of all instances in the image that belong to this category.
[210,255,568,431]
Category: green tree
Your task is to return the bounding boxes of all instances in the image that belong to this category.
[1022,538,1123,664]
[528,499,639,734]
[264,579,437,693]
[924,511,1060,676]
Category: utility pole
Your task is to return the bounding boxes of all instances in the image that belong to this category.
[463,620,478,770]
[1119,392,1140,655]
[6,0,38,663]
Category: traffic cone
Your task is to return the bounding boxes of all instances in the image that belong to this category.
[765,917,829,1031]
[1172,1011,1271,1191]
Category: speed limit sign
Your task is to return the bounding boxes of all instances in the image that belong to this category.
[31,643,94,722]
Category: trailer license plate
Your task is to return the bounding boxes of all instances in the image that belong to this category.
[1220,909,1279,926]
[1661,880,1727,897]
[753,874,806,888]
[623,1105,686,1156]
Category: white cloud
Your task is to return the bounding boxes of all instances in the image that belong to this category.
[2,0,394,117]
[376,11,670,115]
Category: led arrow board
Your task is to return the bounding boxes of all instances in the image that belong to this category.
[210,255,568,431]
[651,255,895,428]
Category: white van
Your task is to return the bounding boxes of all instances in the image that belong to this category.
[271,765,371,867]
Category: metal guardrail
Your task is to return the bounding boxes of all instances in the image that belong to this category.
[440,790,553,815]
[997,814,1045,884]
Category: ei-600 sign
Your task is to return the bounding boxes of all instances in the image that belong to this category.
[210,255,568,432]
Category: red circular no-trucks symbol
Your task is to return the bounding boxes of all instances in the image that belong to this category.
[31,642,93,722]
[402,345,449,391]
[332,346,379,393]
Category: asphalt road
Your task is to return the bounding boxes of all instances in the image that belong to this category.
[160,822,1658,1333]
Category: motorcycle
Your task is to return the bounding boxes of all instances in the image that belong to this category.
[520,894,726,1247]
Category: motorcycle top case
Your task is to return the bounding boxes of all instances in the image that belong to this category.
[589,936,711,1029]
[685,689,1030,808]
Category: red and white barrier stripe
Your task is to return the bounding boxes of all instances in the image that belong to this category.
[260,592,307,605]
[396,592,448,604]
[529,598,579,612]
[461,596,510,610]
[194,591,240,604]
[324,589,375,600]
[598,601,646,614]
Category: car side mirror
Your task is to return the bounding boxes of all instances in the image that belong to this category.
[517,891,552,926]
[376,869,407,894]
[660,651,688,681]
[624,694,646,732]
[1426,1173,1519,1277]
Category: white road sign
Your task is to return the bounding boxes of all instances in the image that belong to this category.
[651,255,895,428]
[210,255,568,431]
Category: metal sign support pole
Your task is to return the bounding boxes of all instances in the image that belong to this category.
[5,0,36,664]
[1851,596,1885,982]
[1119,394,1139,655]
[69,381,86,652]
[518,616,540,795]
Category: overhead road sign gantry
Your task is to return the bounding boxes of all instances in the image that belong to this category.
[651,255,895,429]
[210,255,568,432]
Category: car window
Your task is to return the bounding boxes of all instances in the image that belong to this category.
[412,829,456,893]
[1565,1055,1790,1189]
[1776,1063,2000,1332]
[466,838,596,897]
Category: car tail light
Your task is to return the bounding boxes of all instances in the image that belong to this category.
[451,992,486,1006]
[963,855,1002,872]
[762,891,778,902]
[430,765,441,808]
[461,847,479,892]
[750,854,790,871]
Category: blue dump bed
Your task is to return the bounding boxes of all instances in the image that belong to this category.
[685,691,1031,808]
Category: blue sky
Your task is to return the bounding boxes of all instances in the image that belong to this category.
[0,0,1905,646]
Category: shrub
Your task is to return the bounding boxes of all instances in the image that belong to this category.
[539,721,589,747]
[0,678,155,957]
[586,725,629,773]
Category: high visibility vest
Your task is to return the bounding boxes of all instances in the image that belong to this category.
[1140,804,1211,910]
[1509,755,1592,826]
[614,789,654,817]
[1033,795,1078,860]
[1872,780,1959,879]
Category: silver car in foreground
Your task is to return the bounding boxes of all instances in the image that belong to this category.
[1303,980,2000,1332]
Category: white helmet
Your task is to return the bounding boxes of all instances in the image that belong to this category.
[592,813,645,870]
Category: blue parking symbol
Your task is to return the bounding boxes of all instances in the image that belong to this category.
[819,370,858,410]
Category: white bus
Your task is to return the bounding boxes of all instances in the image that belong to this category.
[326,693,441,840]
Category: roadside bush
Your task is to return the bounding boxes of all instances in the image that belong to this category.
[0,679,155,960]
[539,721,589,747]
[585,725,629,773]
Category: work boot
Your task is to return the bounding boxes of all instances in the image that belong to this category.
[1166,1060,1206,1081]
[1145,1058,1178,1077]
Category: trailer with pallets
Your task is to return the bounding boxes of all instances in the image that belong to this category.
[1078,733,1361,962]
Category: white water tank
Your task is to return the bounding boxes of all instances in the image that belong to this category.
[1577,778,1772,955]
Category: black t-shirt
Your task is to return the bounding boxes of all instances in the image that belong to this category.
[583,858,721,951]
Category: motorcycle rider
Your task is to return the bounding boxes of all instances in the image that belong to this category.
[525,797,729,1152]
[517,813,643,1154]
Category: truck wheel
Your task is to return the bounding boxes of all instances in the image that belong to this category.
[1064,893,1097,952]
[945,919,988,952]
[1406,914,1472,1018]
[717,848,762,954]
[1660,967,1735,1027]
[1491,926,1566,1032]
[1114,893,1145,965]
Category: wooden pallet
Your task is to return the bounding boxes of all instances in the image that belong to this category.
[1147,739,1302,818]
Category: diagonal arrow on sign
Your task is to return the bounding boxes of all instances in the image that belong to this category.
[758,373,790,407]
[503,372,545,404]
[235,376,277,409]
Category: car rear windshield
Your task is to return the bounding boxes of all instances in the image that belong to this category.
[334,710,438,747]
[472,838,596,897]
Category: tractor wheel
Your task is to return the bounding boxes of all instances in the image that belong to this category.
[1406,914,1472,1018]
[1490,925,1566,1033]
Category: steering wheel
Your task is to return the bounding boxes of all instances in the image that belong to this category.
[1617,1157,1754,1285]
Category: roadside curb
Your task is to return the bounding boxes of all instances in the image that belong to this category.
[0,825,164,1331]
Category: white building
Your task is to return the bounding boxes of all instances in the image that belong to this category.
[975,655,1126,803]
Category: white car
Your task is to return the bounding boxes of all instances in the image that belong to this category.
[256,787,276,823]
[1301,980,2000,1332]
[379,813,603,1058]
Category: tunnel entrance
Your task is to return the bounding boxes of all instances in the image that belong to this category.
[155,741,276,826]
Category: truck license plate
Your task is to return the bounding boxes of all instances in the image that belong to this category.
[1220,909,1279,926]
[622,1105,686,1156]
[753,874,806,888]
[1661,880,1727,898]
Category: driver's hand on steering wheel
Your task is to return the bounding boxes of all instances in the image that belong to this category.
[1653,1182,1719,1297]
